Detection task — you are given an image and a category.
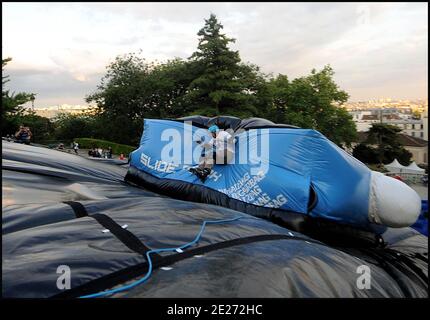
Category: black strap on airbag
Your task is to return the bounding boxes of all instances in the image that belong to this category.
[62,201,160,259]
[63,201,88,218]
[90,213,159,258]
[53,233,321,298]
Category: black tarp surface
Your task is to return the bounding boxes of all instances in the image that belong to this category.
[2,141,428,298]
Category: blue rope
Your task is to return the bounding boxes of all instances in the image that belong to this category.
[79,216,242,298]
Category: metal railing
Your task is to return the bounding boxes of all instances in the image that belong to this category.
[385,172,426,184]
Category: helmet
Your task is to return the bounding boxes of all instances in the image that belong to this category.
[208,125,219,133]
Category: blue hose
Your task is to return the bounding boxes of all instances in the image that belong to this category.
[80,216,243,298]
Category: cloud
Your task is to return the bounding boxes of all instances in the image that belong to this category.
[2,2,427,105]
[5,67,103,106]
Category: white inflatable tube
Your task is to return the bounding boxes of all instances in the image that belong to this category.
[368,171,421,227]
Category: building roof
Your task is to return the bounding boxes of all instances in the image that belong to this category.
[398,134,428,147]
[357,132,428,147]
[361,115,379,120]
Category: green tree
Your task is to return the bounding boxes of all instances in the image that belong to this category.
[52,112,96,141]
[19,110,54,143]
[352,143,379,164]
[86,53,152,118]
[365,123,412,165]
[2,58,37,135]
[267,66,357,146]
[352,123,412,165]
[85,54,155,144]
[185,14,265,117]
[143,58,202,118]
[86,54,198,144]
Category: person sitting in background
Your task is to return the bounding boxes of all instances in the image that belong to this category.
[15,125,32,145]
[88,147,100,157]
[107,146,113,159]
[91,147,99,157]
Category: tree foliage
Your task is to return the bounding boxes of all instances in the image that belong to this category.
[352,143,379,164]
[2,58,37,135]
[267,66,356,146]
[52,112,97,141]
[353,123,412,165]
[85,55,201,144]
[19,110,55,142]
[184,14,267,117]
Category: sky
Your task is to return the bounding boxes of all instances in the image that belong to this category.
[2,2,428,108]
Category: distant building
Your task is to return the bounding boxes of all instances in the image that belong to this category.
[349,110,379,132]
[349,108,427,140]
[33,105,91,119]
[397,134,428,165]
[383,119,425,140]
[344,98,427,114]
[422,110,428,141]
